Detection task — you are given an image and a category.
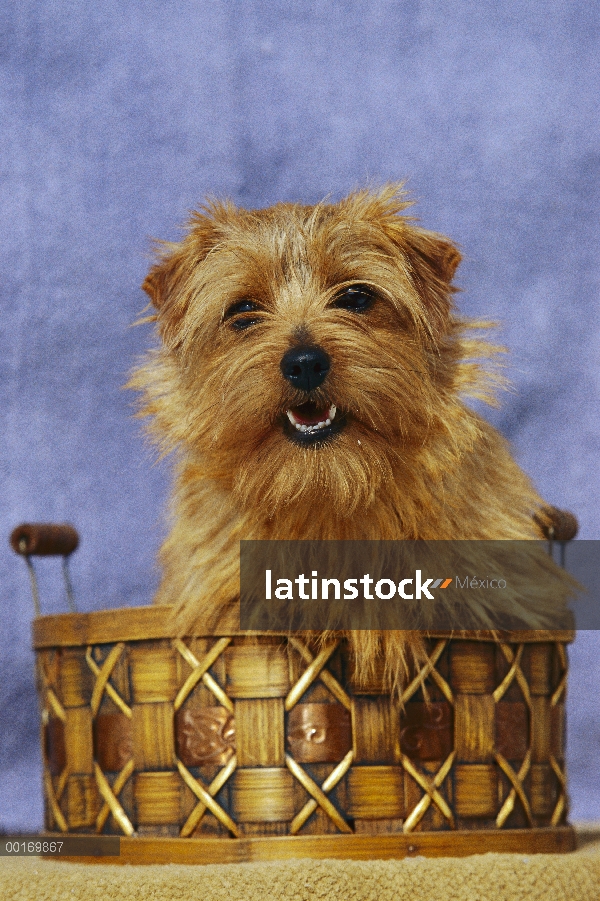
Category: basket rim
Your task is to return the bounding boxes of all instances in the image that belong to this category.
[31,604,576,649]
[38,826,577,864]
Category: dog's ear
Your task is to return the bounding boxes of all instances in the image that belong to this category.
[351,185,461,287]
[395,223,461,337]
[142,208,225,347]
[141,248,190,349]
[403,225,462,286]
[362,187,461,335]
[143,202,234,310]
[142,248,182,310]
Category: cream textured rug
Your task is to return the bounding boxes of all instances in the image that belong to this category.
[1,828,599,901]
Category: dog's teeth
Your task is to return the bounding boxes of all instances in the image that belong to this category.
[288,406,337,435]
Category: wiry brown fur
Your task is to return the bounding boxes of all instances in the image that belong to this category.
[130,185,569,688]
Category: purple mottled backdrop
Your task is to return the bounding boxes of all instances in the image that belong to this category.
[1,1,599,829]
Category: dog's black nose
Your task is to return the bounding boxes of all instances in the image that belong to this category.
[280,345,331,392]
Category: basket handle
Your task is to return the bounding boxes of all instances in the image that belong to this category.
[10,523,79,615]
[534,507,578,542]
[10,523,79,557]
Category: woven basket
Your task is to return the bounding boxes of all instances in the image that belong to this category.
[31,606,575,863]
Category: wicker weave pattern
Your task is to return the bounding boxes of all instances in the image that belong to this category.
[36,634,569,837]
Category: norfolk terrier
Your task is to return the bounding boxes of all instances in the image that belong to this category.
[132,185,572,683]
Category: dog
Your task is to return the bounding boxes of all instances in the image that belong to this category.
[131,185,573,685]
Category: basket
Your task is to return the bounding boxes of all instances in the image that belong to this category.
[12,520,577,863]
[31,607,575,863]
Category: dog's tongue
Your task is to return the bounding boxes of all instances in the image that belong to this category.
[291,401,330,425]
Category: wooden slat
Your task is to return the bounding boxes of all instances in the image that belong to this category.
[49,826,577,865]
[495,702,530,760]
[66,775,100,828]
[551,704,565,760]
[235,698,284,766]
[430,630,575,643]
[61,650,94,707]
[530,764,556,819]
[93,713,133,772]
[232,768,295,823]
[130,644,179,703]
[353,818,404,834]
[31,607,575,649]
[225,644,290,698]
[450,642,496,694]
[399,701,453,761]
[347,766,404,819]
[531,696,552,762]
[64,707,93,775]
[353,697,400,764]
[454,764,497,817]
[33,607,178,648]
[134,772,181,826]
[132,703,175,770]
[454,695,495,762]
[528,644,553,695]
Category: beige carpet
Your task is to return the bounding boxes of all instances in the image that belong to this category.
[1,828,599,901]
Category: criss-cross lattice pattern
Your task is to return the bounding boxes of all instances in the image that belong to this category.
[549,643,569,827]
[172,638,239,836]
[396,640,455,832]
[36,634,570,837]
[492,643,533,827]
[86,644,135,835]
[284,638,354,833]
[38,655,68,832]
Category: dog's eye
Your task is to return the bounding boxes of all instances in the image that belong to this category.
[333,285,376,313]
[224,299,261,330]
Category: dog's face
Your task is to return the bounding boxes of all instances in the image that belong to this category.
[140,187,464,517]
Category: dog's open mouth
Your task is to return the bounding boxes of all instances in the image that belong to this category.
[284,401,346,445]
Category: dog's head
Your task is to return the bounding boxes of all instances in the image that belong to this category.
[136,186,489,517]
